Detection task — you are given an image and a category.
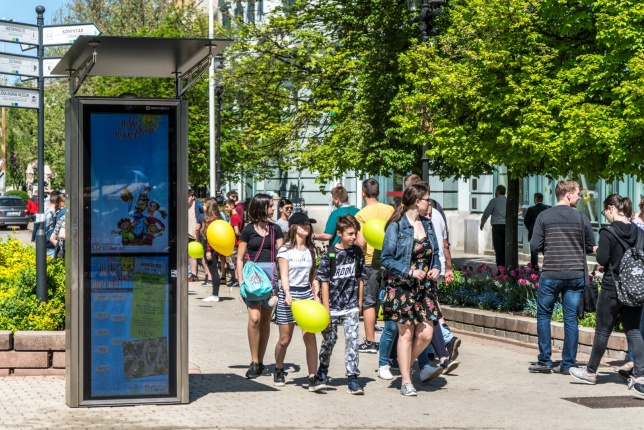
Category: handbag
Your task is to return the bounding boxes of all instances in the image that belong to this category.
[577,212,599,318]
[240,225,275,301]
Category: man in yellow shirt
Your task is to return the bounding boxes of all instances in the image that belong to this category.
[355,178,395,353]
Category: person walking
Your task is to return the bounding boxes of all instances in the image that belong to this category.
[380,183,442,396]
[529,179,596,374]
[316,185,359,245]
[28,190,39,242]
[523,193,551,271]
[569,195,644,396]
[480,185,507,271]
[275,198,292,234]
[273,212,325,391]
[237,193,284,379]
[355,178,395,354]
[225,199,243,288]
[201,198,222,302]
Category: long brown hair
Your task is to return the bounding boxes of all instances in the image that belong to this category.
[201,197,221,237]
[385,182,429,230]
[283,223,316,267]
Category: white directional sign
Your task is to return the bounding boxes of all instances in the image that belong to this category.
[43,23,101,46]
[43,57,64,77]
[0,86,39,109]
[0,53,39,77]
[0,20,38,45]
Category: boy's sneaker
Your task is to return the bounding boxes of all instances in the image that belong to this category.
[273,368,287,387]
[347,377,364,395]
[245,362,264,379]
[377,365,394,380]
[440,359,459,375]
[358,339,378,354]
[569,366,597,385]
[420,364,443,382]
[227,279,239,287]
[400,382,417,396]
[308,375,327,392]
[203,280,212,286]
[629,377,644,397]
[316,366,329,385]
[446,336,461,361]
[618,367,634,382]
[202,295,220,302]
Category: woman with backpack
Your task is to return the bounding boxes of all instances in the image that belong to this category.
[237,193,284,379]
[272,212,324,390]
[570,194,644,396]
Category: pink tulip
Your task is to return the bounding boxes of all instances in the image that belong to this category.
[531,274,538,281]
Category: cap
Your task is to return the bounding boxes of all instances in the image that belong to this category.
[288,212,317,227]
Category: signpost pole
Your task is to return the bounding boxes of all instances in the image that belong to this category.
[35,5,46,302]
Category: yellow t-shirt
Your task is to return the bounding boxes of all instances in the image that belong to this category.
[355,202,395,265]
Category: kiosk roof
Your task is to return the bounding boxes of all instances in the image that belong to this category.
[52,36,233,78]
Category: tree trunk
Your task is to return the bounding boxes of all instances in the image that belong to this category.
[505,177,520,271]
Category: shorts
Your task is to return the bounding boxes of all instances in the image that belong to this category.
[244,297,274,311]
[362,265,382,309]
[275,286,314,325]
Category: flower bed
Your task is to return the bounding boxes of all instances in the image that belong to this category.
[440,263,601,330]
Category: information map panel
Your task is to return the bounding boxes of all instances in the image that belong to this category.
[82,103,178,401]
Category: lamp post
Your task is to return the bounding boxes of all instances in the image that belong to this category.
[407,0,446,182]
[214,56,224,197]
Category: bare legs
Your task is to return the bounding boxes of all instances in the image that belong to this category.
[247,303,272,363]
[397,322,433,385]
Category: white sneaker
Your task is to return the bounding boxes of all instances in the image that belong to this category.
[420,364,443,383]
[203,295,220,302]
[377,365,393,380]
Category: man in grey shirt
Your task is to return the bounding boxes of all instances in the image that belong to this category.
[480,185,507,271]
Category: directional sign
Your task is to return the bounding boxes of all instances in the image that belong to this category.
[0,86,39,109]
[0,20,38,45]
[43,23,101,46]
[0,53,39,77]
[43,57,64,77]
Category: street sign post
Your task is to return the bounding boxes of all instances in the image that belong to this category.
[0,86,39,109]
[0,20,38,45]
[43,23,101,46]
[0,53,39,77]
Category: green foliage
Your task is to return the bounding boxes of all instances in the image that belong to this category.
[5,190,29,203]
[0,237,66,331]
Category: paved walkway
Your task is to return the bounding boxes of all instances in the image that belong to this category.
[0,230,642,429]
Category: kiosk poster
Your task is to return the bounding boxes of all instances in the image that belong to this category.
[90,255,170,397]
[90,112,170,254]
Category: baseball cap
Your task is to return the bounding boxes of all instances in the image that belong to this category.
[288,212,317,227]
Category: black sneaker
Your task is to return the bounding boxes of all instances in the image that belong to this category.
[440,359,459,375]
[273,368,287,387]
[317,366,329,385]
[308,375,327,392]
[347,377,364,395]
[552,365,574,375]
[529,362,553,373]
[358,339,378,354]
[618,367,634,382]
[374,324,383,332]
[631,378,644,397]
[446,337,461,361]
[227,279,239,287]
[245,361,264,379]
[389,358,399,370]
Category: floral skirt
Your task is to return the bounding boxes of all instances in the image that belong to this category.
[381,280,442,325]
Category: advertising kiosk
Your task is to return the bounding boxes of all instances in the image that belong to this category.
[57,36,231,407]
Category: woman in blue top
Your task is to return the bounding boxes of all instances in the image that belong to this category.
[380,182,441,396]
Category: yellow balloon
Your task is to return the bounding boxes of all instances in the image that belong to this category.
[188,241,204,259]
[207,220,236,256]
[291,300,329,333]
[363,218,387,250]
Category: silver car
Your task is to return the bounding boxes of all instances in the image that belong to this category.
[0,196,30,229]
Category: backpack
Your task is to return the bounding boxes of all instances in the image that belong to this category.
[603,226,644,307]
[45,208,65,248]
[240,226,275,301]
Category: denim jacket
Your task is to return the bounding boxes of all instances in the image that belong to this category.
[380,214,440,280]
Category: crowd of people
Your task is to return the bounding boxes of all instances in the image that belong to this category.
[188,178,644,398]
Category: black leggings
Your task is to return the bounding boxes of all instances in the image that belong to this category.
[587,289,644,377]
[205,256,221,296]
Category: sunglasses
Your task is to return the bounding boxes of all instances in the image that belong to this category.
[283,206,293,211]
[418,198,432,205]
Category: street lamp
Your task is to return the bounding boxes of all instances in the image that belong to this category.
[407,0,446,182]
[214,55,224,197]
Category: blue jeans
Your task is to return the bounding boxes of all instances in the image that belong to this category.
[536,277,584,370]
[378,320,398,367]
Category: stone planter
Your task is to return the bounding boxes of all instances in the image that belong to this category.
[0,331,65,376]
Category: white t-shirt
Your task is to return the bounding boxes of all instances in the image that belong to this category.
[430,211,447,275]
[276,246,313,288]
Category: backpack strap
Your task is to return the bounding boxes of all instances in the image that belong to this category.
[327,244,336,280]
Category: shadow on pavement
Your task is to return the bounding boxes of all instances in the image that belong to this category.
[189,373,279,401]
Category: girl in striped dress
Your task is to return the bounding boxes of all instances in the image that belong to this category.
[273,212,324,391]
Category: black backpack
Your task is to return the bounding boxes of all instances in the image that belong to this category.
[603,226,644,307]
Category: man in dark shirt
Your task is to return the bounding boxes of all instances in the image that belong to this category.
[529,180,597,374]
[523,193,550,270]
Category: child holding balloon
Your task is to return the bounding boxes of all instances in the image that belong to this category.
[316,214,367,395]
[273,212,326,391]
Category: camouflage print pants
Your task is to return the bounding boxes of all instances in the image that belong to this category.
[319,309,360,377]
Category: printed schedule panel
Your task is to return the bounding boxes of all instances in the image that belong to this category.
[82,103,178,401]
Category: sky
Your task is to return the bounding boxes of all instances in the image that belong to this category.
[1,0,68,25]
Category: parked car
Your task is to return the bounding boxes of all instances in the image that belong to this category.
[0,196,30,229]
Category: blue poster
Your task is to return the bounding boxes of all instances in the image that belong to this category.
[90,255,170,398]
[90,113,170,254]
